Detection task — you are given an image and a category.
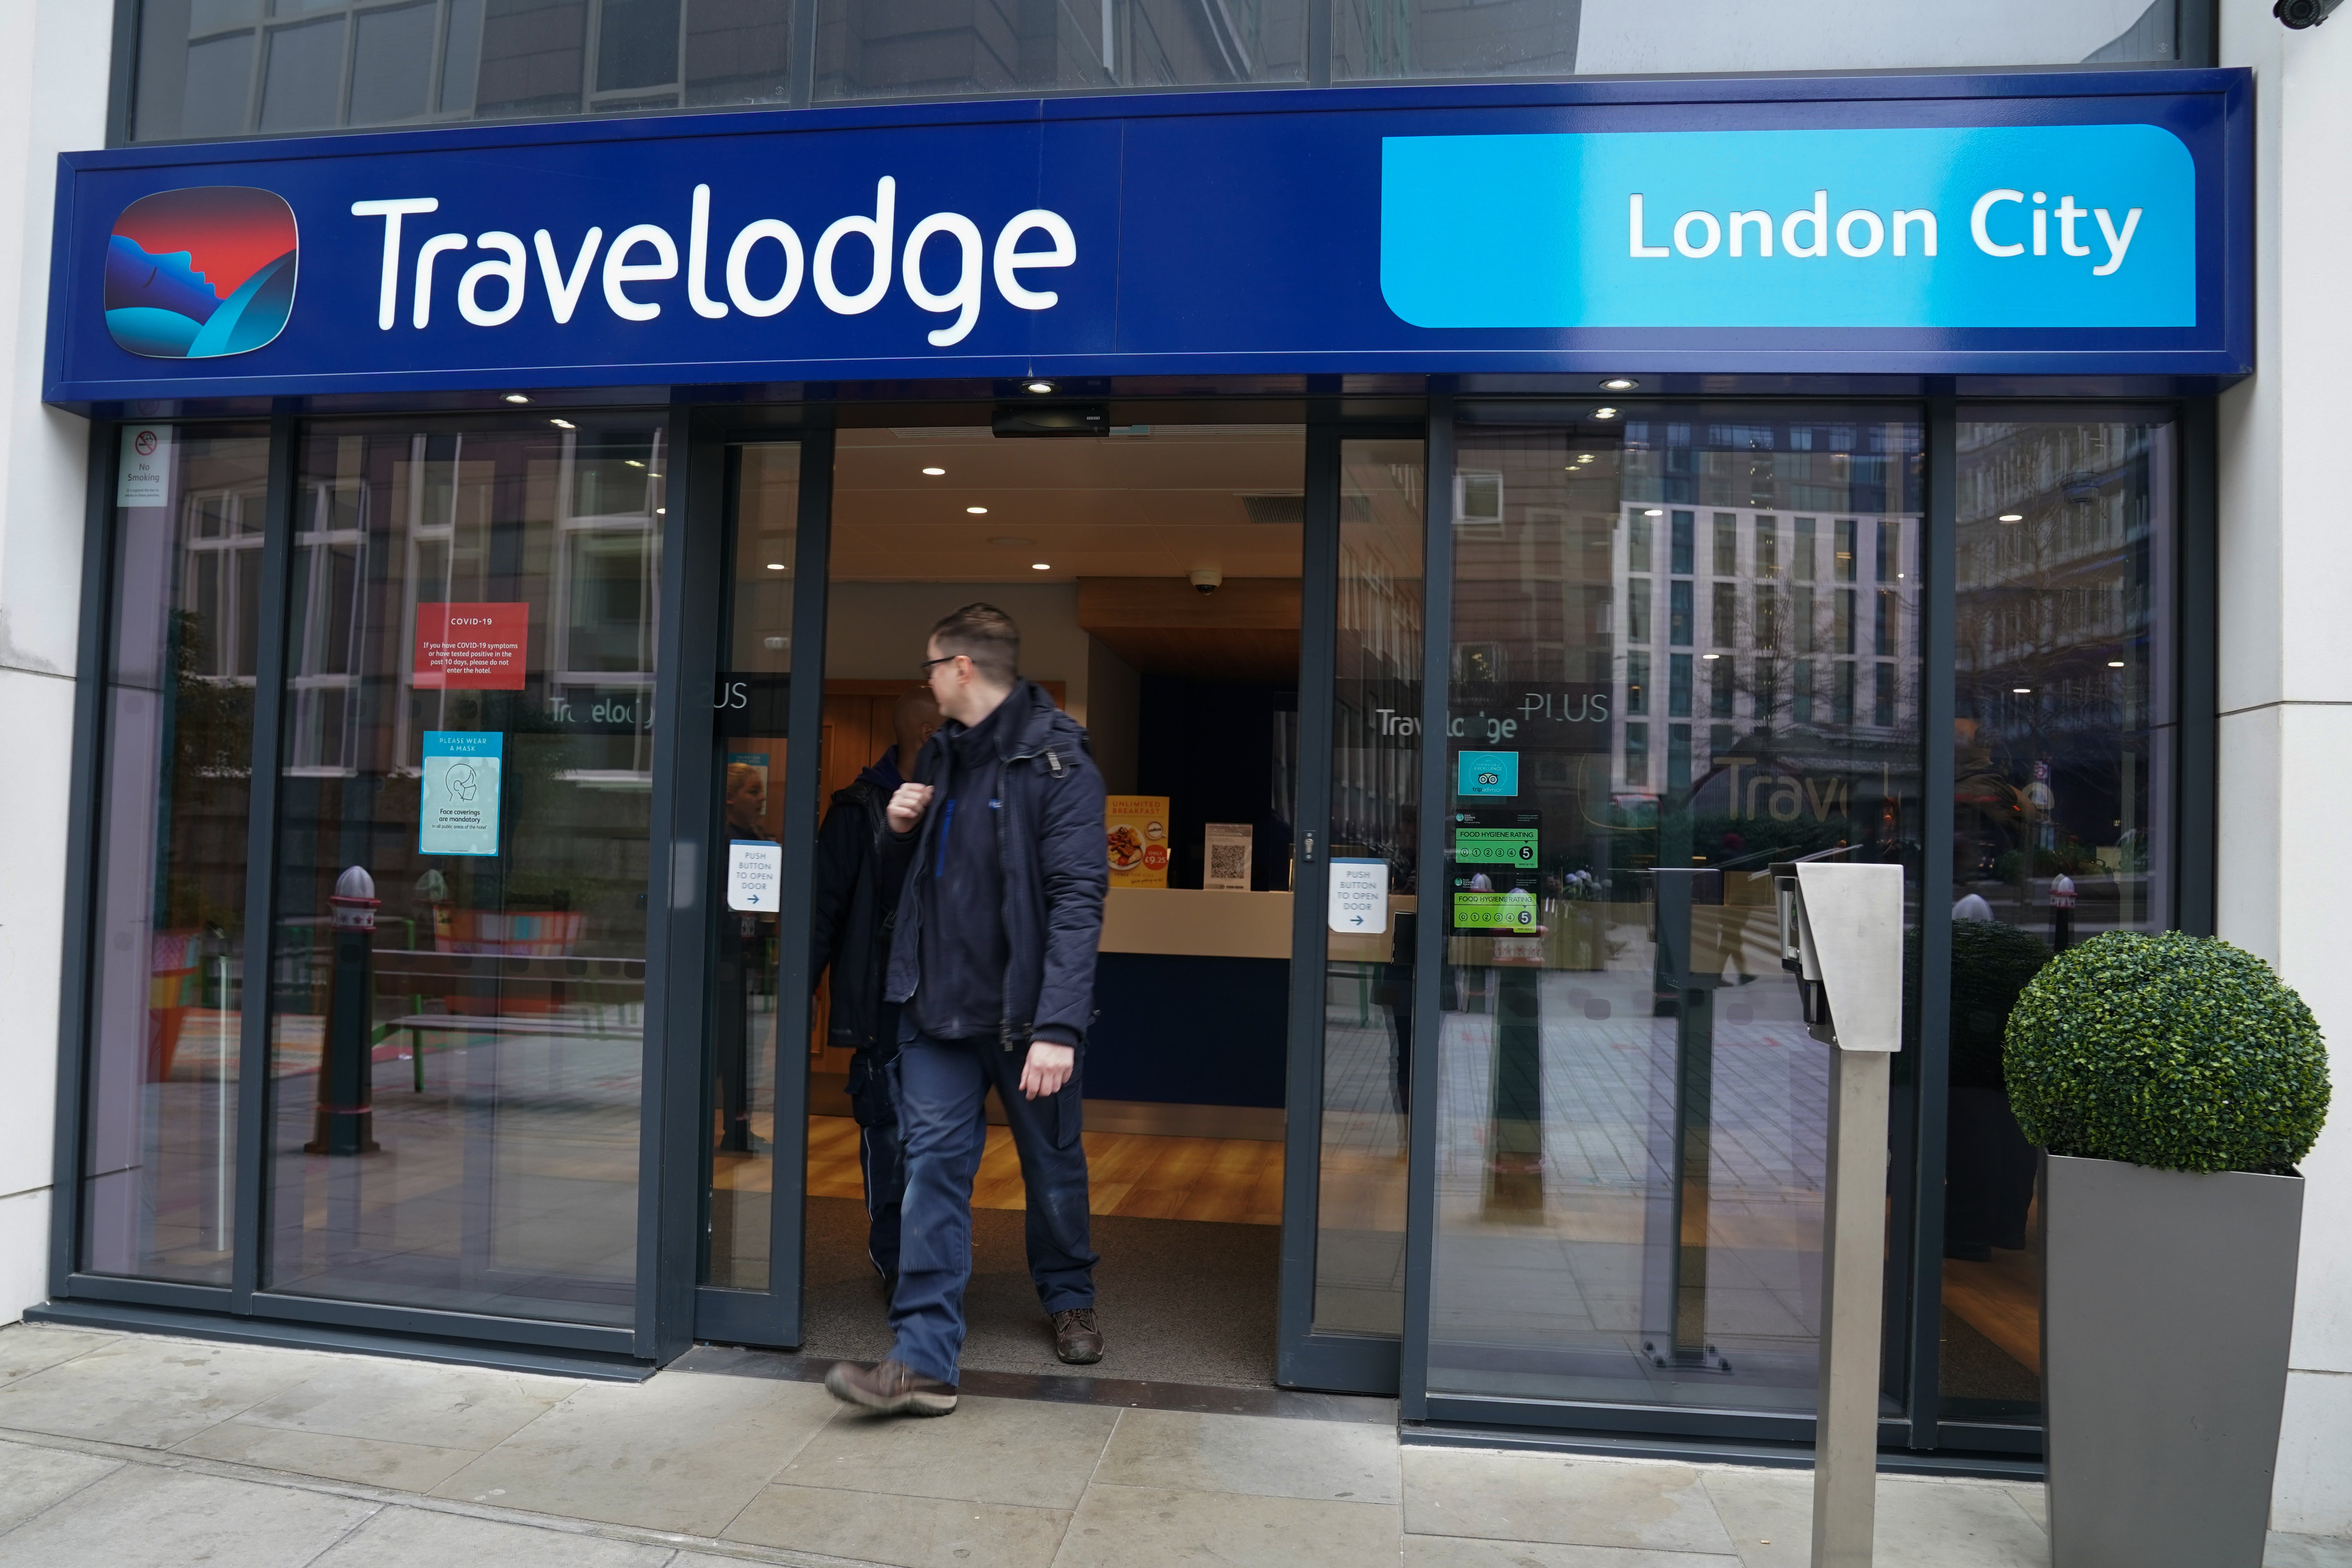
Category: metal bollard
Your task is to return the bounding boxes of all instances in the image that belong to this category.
[306,865,382,1156]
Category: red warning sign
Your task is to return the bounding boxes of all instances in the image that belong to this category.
[415,603,529,690]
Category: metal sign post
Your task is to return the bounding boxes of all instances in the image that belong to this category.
[1773,860,1904,1568]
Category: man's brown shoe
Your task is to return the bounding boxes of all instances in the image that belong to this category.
[823,1358,957,1415]
[1053,1307,1103,1365]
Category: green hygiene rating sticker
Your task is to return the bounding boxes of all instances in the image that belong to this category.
[1455,826,1537,865]
[1455,888,1539,929]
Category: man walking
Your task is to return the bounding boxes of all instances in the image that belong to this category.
[825,604,1108,1417]
[809,686,939,1285]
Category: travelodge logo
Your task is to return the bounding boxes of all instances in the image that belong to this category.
[104,186,298,359]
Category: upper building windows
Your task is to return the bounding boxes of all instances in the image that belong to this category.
[120,0,2203,143]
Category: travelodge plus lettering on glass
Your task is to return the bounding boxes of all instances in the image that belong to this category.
[44,77,2250,398]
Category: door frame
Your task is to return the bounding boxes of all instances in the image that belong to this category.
[676,410,835,1350]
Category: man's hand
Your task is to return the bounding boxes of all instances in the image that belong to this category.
[886,782,934,833]
[1020,1041,1075,1100]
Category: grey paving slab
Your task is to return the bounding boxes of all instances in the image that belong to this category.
[1052,1483,1401,1568]
[0,1326,119,1388]
[176,1420,482,1491]
[1090,1408,1402,1504]
[0,1438,122,1534]
[2004,1484,2046,1529]
[726,1481,1069,1568]
[779,1394,1118,1511]
[1404,1537,1745,1568]
[0,1335,324,1449]
[1704,1468,2048,1568]
[0,1462,376,1568]
[309,1503,681,1568]
[429,1369,839,1536]
[1404,1449,1737,1556]
[2269,1533,2352,1568]
[225,1357,579,1451]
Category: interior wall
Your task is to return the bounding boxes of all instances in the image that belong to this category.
[824,581,1093,721]
[1085,637,1141,793]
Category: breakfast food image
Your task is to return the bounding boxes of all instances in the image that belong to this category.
[1105,795,1171,888]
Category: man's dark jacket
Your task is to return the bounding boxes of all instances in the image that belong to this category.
[809,757,916,1052]
[885,681,1108,1050]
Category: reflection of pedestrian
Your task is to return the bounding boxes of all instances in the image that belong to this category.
[811,688,938,1283]
[714,762,775,1154]
[827,604,1108,1418]
[1374,908,1415,1115]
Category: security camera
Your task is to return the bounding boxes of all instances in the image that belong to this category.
[2277,0,2340,26]
[1190,569,1223,595]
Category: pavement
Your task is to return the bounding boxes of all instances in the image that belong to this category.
[0,1322,2345,1568]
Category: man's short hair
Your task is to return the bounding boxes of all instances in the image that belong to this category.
[930,603,1020,686]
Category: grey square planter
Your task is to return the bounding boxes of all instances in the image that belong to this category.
[2042,1152,2303,1568]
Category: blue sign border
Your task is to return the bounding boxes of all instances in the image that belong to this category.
[44,69,2252,406]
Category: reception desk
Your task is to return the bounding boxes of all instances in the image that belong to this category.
[1086,888,1293,1120]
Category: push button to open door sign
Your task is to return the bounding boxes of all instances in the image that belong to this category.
[728,841,783,912]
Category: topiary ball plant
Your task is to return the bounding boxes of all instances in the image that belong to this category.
[2005,931,2330,1175]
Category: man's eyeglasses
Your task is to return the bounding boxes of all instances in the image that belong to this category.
[918,654,960,675]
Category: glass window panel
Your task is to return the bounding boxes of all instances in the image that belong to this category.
[1713,514,1737,577]
[263,416,665,1328]
[196,0,264,27]
[1428,407,1923,1417]
[349,3,440,123]
[474,0,588,119]
[259,15,346,131]
[1670,511,1694,576]
[440,0,488,112]
[1336,0,2182,83]
[1315,438,1425,1339]
[183,32,259,138]
[815,0,1305,101]
[685,0,793,106]
[599,0,684,92]
[82,428,271,1286]
[1941,411,2177,1425]
[706,443,799,1293]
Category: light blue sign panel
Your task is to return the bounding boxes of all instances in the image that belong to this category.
[419,730,502,856]
[1459,751,1520,798]
[1381,125,2195,330]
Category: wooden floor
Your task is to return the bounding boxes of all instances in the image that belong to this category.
[1943,1245,2042,1373]
[806,1115,1285,1226]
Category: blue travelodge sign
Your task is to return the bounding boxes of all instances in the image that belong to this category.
[43,70,2251,406]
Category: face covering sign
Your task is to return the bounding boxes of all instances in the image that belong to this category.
[419,731,502,856]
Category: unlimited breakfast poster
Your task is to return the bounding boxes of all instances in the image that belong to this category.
[1105,795,1170,888]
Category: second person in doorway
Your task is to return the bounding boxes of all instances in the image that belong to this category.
[825,603,1109,1418]
[810,685,941,1285]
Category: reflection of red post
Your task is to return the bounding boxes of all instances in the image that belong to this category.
[2050,873,2077,951]
[307,866,382,1155]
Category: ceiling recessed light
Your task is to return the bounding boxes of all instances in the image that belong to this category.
[1998,513,2023,523]
[1702,653,1720,661]
[2108,660,2126,668]
[1601,377,1637,391]
[1643,508,1664,517]
[2013,687,2032,694]
[654,507,665,514]
[1026,380,1054,394]
[922,466,946,476]
[1594,406,1620,419]
[504,393,530,404]
[1031,562,1051,571]
[625,459,645,468]
[551,418,576,429]
[766,562,786,571]
[966,506,988,515]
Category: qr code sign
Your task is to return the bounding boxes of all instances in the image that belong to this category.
[1209,843,1249,881]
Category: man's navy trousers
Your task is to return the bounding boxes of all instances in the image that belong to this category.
[885,1027,1097,1385]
